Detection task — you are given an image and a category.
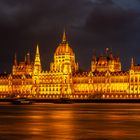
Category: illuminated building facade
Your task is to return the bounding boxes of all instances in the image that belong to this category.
[0,31,140,99]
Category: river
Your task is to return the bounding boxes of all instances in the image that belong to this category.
[0,103,140,140]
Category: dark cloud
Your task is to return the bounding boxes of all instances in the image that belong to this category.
[86,7,138,32]
[0,0,140,72]
[84,0,140,69]
[0,0,91,72]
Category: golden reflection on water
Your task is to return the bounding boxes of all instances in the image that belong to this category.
[50,110,74,140]
[24,107,75,140]
[0,103,140,139]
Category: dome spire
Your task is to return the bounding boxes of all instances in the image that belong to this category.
[62,29,67,43]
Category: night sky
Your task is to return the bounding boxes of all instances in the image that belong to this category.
[0,0,140,73]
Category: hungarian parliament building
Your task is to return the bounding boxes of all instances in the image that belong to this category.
[0,32,140,99]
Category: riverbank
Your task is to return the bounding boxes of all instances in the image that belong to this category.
[1,98,140,103]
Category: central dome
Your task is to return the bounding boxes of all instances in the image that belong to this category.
[55,43,74,55]
[55,31,74,56]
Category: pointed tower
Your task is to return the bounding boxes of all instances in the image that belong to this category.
[24,55,27,64]
[92,50,96,62]
[14,53,18,66]
[27,52,31,65]
[33,44,42,76]
[131,57,134,68]
[12,53,18,75]
[109,48,113,59]
[91,50,97,72]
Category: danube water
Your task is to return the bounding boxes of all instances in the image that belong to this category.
[0,103,140,140]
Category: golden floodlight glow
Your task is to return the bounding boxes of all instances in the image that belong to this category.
[0,31,140,99]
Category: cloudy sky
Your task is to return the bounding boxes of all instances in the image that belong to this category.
[0,0,140,72]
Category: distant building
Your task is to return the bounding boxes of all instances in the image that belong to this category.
[0,31,140,99]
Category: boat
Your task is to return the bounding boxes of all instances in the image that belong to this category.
[11,98,33,105]
[54,98,73,104]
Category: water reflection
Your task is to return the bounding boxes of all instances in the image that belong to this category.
[0,103,140,139]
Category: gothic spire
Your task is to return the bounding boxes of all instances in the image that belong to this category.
[92,49,96,61]
[14,53,17,65]
[34,44,41,66]
[131,57,134,68]
[27,52,30,65]
[24,55,27,64]
[33,44,42,79]
[109,48,113,59]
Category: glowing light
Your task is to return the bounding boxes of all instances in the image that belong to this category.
[0,32,140,99]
